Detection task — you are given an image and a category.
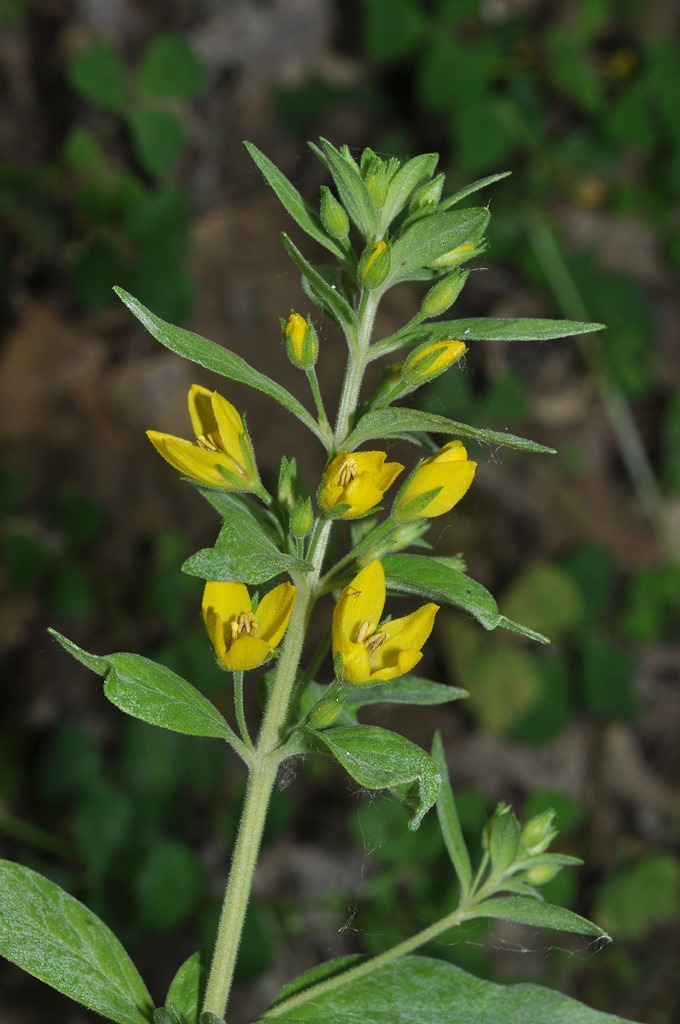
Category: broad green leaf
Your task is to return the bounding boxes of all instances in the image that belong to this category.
[280,233,358,334]
[193,485,285,546]
[128,109,185,177]
[473,896,610,940]
[183,502,311,584]
[137,33,206,99]
[344,676,467,706]
[244,142,346,261]
[49,630,237,743]
[114,288,324,442]
[166,951,203,1024]
[344,406,556,455]
[0,860,152,1024]
[378,152,439,232]
[67,40,126,111]
[318,138,379,240]
[431,732,472,896]
[439,171,512,209]
[309,725,441,829]
[382,554,550,643]
[412,316,605,343]
[263,954,633,1023]
[389,208,489,284]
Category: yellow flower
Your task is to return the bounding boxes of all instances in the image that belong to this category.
[332,560,438,686]
[202,580,296,672]
[147,384,259,490]
[320,451,404,519]
[401,340,467,386]
[393,440,476,522]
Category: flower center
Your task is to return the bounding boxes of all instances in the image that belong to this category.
[197,431,223,453]
[231,611,259,640]
[356,619,386,651]
[337,457,358,488]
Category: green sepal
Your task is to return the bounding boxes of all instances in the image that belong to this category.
[154,1010,189,1024]
[281,233,358,334]
[113,288,325,443]
[316,138,379,241]
[0,860,153,1024]
[388,208,489,285]
[488,804,522,875]
[49,630,239,746]
[382,554,550,643]
[244,142,347,261]
[344,406,556,455]
[432,732,472,897]
[307,724,441,830]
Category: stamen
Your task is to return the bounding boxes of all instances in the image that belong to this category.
[365,631,386,652]
[230,612,259,640]
[357,620,376,644]
[337,457,358,488]
[196,431,222,452]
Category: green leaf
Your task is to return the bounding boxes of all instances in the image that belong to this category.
[488,807,521,874]
[114,288,324,442]
[166,951,203,1024]
[318,138,379,241]
[280,233,358,334]
[128,109,185,177]
[137,33,206,98]
[0,860,152,1024]
[67,40,126,110]
[431,732,472,896]
[473,896,610,940]
[183,502,310,584]
[378,153,439,231]
[389,208,489,284]
[309,725,441,829]
[344,407,556,455]
[343,676,467,707]
[417,317,605,342]
[382,554,550,643]
[263,954,633,1023]
[244,142,346,261]
[439,171,512,209]
[49,630,237,743]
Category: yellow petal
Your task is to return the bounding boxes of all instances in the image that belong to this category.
[379,603,439,653]
[146,431,236,486]
[343,474,385,517]
[255,582,297,648]
[410,461,476,517]
[202,581,251,627]
[368,648,422,682]
[333,559,386,656]
[211,391,246,462]
[342,643,373,685]
[188,384,218,438]
[435,440,469,463]
[223,636,272,672]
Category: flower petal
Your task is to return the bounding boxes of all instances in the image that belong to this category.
[223,636,272,672]
[333,560,386,649]
[342,642,373,685]
[188,384,218,439]
[146,431,235,486]
[255,582,297,648]
[368,648,422,682]
[379,603,439,653]
[211,391,246,462]
[202,581,251,627]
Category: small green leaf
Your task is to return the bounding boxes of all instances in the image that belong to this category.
[379,153,439,232]
[264,955,632,1023]
[244,142,346,261]
[439,172,513,209]
[389,208,489,284]
[68,40,126,110]
[473,896,610,939]
[49,630,237,743]
[0,860,152,1024]
[344,407,556,455]
[414,316,605,343]
[280,233,358,334]
[488,807,521,874]
[166,951,203,1024]
[432,732,472,896]
[318,138,379,241]
[310,725,441,829]
[183,504,310,584]
[137,33,206,98]
[128,109,185,177]
[114,289,325,442]
[382,554,550,643]
[343,676,467,707]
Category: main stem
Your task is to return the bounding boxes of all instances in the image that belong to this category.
[202,288,378,1021]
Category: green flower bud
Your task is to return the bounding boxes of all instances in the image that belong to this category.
[523,863,561,886]
[277,455,297,512]
[320,186,349,239]
[289,495,314,539]
[420,269,469,318]
[401,340,467,387]
[409,173,445,212]
[358,240,391,290]
[307,695,344,729]
[520,809,558,856]
[364,165,389,209]
[283,312,318,370]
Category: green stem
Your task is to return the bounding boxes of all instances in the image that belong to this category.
[307,367,332,440]
[334,291,380,444]
[232,670,253,750]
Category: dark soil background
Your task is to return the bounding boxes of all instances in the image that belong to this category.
[1,2,679,1023]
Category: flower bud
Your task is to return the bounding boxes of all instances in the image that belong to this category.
[523,863,561,886]
[277,455,297,512]
[358,240,391,290]
[320,186,349,239]
[283,312,318,370]
[420,269,469,318]
[429,242,477,270]
[520,809,558,856]
[289,496,314,539]
[364,165,389,209]
[307,695,344,729]
[392,440,476,523]
[401,340,466,387]
[409,173,445,212]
